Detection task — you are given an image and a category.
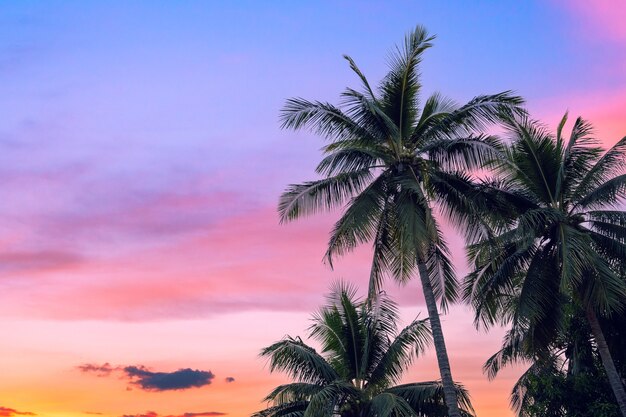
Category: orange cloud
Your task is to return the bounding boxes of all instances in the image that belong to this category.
[0,407,35,417]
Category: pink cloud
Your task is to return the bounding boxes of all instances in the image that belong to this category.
[0,250,83,276]
[0,202,438,320]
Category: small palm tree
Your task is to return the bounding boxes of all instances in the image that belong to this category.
[254,282,474,417]
[278,25,524,417]
[464,112,626,416]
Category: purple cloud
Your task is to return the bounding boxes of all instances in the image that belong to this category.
[123,366,214,391]
[79,363,215,392]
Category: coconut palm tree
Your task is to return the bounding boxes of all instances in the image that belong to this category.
[278,25,524,417]
[254,282,474,417]
[463,112,626,416]
[483,300,625,416]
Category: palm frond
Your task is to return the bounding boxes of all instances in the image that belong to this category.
[379,25,434,139]
[280,98,377,142]
[279,169,373,223]
[264,383,324,404]
[587,225,626,263]
[260,337,338,384]
[503,116,561,206]
[324,174,388,265]
[341,87,400,145]
[367,318,431,388]
[427,170,495,244]
[367,197,397,298]
[303,381,357,417]
[423,135,504,171]
[509,359,561,417]
[514,243,560,327]
[387,381,475,417]
[418,91,525,143]
[571,136,626,202]
[367,392,415,417]
[556,224,595,290]
[413,92,459,140]
[316,146,383,176]
[252,401,307,417]
[483,326,531,380]
[427,242,458,312]
[465,238,536,328]
[575,173,626,210]
[579,260,626,317]
[558,116,602,199]
[343,54,377,101]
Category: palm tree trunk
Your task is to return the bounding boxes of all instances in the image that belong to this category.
[586,306,626,417]
[418,262,461,417]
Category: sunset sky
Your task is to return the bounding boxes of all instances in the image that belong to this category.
[1,1,625,417]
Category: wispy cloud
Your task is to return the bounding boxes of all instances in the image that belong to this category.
[0,407,36,417]
[76,362,116,377]
[121,412,226,417]
[0,250,83,276]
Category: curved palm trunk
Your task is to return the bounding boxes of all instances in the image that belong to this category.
[418,262,461,417]
[586,307,626,417]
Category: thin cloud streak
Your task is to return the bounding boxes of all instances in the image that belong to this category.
[0,407,35,417]
[121,412,226,417]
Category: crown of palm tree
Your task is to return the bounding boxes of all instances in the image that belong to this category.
[255,282,475,417]
[279,25,524,303]
[465,111,626,331]
[463,111,626,416]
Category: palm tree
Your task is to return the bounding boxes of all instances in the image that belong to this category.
[254,282,474,417]
[463,112,626,416]
[483,300,624,416]
[278,25,524,417]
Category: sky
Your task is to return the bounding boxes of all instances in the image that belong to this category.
[0,1,625,417]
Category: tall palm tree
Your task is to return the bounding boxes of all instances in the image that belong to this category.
[464,112,626,416]
[254,282,474,417]
[278,25,524,417]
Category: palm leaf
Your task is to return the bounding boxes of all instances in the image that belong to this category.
[280,98,376,142]
[427,242,458,312]
[367,392,415,417]
[368,318,431,388]
[261,337,338,384]
[379,25,434,139]
[264,383,324,404]
[571,136,626,201]
[575,173,626,210]
[325,174,388,266]
[387,381,475,417]
[252,401,307,417]
[418,91,524,143]
[279,169,373,222]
